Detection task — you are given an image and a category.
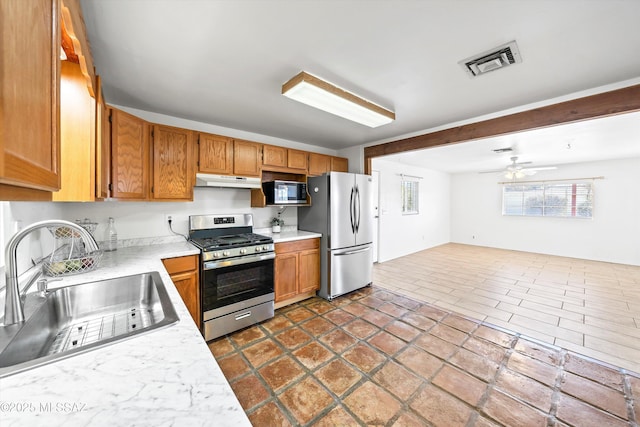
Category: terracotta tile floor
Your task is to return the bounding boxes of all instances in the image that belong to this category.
[210,286,640,426]
[374,243,640,374]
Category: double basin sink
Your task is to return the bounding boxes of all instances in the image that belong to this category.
[0,272,179,377]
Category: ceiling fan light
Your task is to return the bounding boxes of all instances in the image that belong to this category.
[282,71,395,128]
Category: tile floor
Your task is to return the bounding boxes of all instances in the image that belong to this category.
[374,243,640,374]
[209,285,640,426]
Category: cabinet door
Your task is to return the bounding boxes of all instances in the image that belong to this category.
[308,153,331,176]
[263,145,287,168]
[287,149,308,170]
[151,125,194,200]
[163,255,200,328]
[233,139,262,177]
[95,77,110,199]
[198,133,233,175]
[298,248,320,294]
[111,109,149,199]
[275,253,298,302]
[170,270,200,328]
[331,156,349,173]
[0,0,60,193]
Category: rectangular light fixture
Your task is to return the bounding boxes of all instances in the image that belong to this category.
[282,71,395,128]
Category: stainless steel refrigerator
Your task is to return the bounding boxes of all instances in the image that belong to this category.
[299,172,373,300]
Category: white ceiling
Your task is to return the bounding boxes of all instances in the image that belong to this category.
[382,110,640,173]
[80,0,640,154]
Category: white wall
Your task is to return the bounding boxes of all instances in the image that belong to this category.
[372,158,450,262]
[2,201,65,272]
[450,157,640,266]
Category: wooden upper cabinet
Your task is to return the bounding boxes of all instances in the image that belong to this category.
[331,156,349,173]
[308,153,331,176]
[262,145,287,168]
[53,61,95,201]
[198,133,233,175]
[110,108,150,200]
[151,125,194,200]
[1,0,60,198]
[287,149,308,170]
[262,145,308,172]
[233,139,262,177]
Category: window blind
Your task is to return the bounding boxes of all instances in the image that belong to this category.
[502,181,593,218]
[401,180,419,215]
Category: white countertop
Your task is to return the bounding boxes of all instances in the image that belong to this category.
[0,242,251,427]
[255,227,322,243]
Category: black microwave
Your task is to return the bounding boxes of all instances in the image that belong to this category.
[263,180,307,204]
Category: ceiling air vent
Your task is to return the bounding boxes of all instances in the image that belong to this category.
[459,40,522,77]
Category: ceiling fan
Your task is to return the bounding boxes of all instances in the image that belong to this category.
[481,156,557,179]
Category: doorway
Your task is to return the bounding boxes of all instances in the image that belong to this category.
[371,170,380,263]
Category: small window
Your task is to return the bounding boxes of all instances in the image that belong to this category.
[503,181,593,218]
[401,179,419,215]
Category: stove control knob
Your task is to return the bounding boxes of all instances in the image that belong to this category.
[240,249,247,254]
[263,245,269,251]
[255,247,262,252]
[223,251,230,256]
[213,252,220,258]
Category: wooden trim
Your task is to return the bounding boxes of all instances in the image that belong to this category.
[363,84,640,173]
[282,71,395,120]
[0,184,52,201]
[274,290,316,310]
[60,0,96,97]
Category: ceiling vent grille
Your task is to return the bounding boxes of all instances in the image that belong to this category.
[459,40,522,77]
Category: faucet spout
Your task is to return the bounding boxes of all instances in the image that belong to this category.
[4,220,100,325]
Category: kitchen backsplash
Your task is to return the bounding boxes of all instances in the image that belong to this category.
[3,187,297,271]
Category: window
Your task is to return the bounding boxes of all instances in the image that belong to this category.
[503,181,593,218]
[401,179,419,215]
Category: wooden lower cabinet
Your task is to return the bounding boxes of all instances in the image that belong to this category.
[274,238,320,305]
[162,255,200,328]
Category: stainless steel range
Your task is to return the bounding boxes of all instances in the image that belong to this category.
[188,214,275,341]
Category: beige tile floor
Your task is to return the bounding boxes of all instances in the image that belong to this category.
[373,243,640,374]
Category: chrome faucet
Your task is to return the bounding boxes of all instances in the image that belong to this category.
[4,220,100,325]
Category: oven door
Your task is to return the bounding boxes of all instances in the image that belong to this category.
[201,253,275,318]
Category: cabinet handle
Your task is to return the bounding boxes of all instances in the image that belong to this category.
[235,311,252,321]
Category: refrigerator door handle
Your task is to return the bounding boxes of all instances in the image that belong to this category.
[349,186,355,233]
[335,246,371,256]
[355,185,361,233]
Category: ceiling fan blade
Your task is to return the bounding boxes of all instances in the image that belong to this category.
[523,166,557,172]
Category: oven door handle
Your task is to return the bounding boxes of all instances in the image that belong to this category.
[203,252,276,270]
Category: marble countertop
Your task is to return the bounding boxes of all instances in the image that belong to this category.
[255,227,322,243]
[0,241,251,427]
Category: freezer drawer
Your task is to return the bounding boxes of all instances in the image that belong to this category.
[326,244,373,300]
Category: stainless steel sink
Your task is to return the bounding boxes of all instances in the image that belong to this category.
[0,271,179,377]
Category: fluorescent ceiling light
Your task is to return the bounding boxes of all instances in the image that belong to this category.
[282,71,395,128]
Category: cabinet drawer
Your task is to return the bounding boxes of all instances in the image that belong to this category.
[275,238,319,254]
[162,255,198,275]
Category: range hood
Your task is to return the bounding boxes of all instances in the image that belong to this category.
[195,173,261,189]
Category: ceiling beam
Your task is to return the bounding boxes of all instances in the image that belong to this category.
[364,84,640,174]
